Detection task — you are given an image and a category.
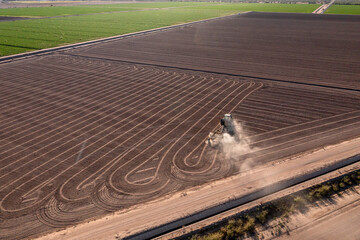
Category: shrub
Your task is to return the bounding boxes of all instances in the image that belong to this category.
[190,234,199,240]
[318,184,332,197]
[227,219,236,229]
[234,225,245,235]
[203,232,224,240]
[220,226,227,235]
[309,184,332,199]
[342,176,352,185]
[293,196,306,207]
[256,209,269,224]
[243,216,255,232]
[225,229,234,238]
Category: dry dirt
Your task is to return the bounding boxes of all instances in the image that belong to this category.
[257,185,360,240]
[0,12,360,239]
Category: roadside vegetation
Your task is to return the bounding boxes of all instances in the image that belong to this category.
[0,2,320,57]
[189,169,360,240]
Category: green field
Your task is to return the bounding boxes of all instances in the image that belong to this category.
[326,5,360,15]
[0,2,321,57]
[189,3,320,13]
[0,2,209,17]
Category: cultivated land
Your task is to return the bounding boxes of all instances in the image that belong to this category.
[0,12,360,240]
[0,2,210,17]
[326,4,360,15]
[0,2,321,56]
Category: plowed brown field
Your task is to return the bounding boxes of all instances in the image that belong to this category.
[0,12,359,240]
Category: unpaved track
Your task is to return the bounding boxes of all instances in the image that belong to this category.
[280,198,360,240]
[0,12,360,240]
[313,0,336,14]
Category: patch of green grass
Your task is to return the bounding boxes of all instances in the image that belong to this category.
[0,8,238,57]
[0,2,208,17]
[188,3,321,13]
[326,5,360,14]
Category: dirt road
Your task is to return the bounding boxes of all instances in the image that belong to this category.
[37,137,360,240]
[313,0,336,14]
[285,202,360,240]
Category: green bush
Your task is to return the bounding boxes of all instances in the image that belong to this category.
[227,219,236,229]
[256,210,269,224]
[319,184,332,197]
[332,183,339,191]
[234,225,245,235]
[309,184,332,199]
[342,176,352,185]
[202,232,225,240]
[243,216,255,232]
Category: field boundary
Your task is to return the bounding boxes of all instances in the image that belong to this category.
[0,12,247,64]
[36,137,360,240]
[62,52,360,93]
[156,160,360,240]
[127,141,360,240]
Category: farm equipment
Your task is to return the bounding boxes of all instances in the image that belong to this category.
[207,114,240,148]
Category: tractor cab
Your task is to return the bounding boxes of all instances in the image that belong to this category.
[207,113,239,148]
[220,114,235,136]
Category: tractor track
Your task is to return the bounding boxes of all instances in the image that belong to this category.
[0,12,360,240]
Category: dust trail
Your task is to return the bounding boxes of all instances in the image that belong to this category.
[216,119,257,172]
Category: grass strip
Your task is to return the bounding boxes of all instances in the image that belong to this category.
[326,5,360,14]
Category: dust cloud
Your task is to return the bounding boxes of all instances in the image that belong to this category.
[217,119,257,172]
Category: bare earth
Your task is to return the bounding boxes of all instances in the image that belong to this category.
[274,186,360,240]
[38,137,360,240]
[0,12,360,239]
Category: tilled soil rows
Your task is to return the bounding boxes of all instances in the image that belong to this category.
[69,12,360,90]
[0,12,360,240]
